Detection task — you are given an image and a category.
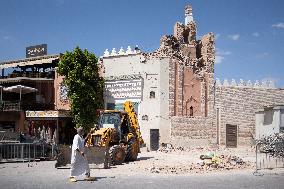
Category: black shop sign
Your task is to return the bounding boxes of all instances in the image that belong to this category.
[26,44,47,58]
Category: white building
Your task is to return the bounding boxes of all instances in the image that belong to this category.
[100,47,171,150]
[255,105,284,139]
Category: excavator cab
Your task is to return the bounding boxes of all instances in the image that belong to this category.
[97,111,131,145]
[99,112,121,130]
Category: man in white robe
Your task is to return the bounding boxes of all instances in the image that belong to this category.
[69,127,92,182]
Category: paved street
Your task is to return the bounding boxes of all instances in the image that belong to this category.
[0,161,284,189]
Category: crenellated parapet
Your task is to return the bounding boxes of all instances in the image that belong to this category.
[215,78,276,89]
[102,45,142,58]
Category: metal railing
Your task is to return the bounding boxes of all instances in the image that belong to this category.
[0,143,55,163]
[253,140,284,176]
[6,71,55,79]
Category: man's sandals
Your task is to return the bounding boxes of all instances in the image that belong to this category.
[84,176,95,181]
[69,177,77,182]
[69,176,95,182]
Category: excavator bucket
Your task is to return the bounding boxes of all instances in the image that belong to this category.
[55,145,110,169]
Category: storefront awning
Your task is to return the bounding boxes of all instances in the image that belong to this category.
[0,77,54,84]
[3,85,37,94]
[0,54,60,69]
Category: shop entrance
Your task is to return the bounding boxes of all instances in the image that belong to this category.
[25,118,75,145]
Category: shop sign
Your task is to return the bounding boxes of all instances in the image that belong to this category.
[26,110,71,118]
[26,44,47,58]
[105,79,142,99]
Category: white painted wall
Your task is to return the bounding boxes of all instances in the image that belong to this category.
[280,109,284,128]
[255,106,283,139]
[159,58,170,143]
[102,54,170,148]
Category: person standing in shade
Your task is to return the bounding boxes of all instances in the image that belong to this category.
[69,127,93,182]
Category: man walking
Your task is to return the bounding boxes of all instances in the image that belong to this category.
[69,127,93,182]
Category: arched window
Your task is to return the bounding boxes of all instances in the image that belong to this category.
[190,106,193,117]
[150,91,155,99]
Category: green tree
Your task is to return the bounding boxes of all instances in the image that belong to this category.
[57,47,104,129]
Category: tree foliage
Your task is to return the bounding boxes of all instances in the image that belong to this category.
[57,47,104,129]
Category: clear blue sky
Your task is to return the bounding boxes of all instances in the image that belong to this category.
[0,0,284,87]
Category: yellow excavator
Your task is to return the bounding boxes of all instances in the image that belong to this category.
[86,101,144,165]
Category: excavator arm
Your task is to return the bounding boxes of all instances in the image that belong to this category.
[123,101,144,145]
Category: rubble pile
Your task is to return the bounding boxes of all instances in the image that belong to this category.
[143,35,185,62]
[147,155,251,174]
[148,147,253,174]
[157,144,219,154]
[257,133,284,158]
[157,143,176,153]
[142,31,214,77]
[198,154,250,171]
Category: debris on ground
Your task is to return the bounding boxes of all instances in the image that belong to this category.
[146,154,251,174]
[257,133,284,158]
[158,143,174,153]
[145,145,254,175]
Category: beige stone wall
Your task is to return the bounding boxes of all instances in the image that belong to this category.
[170,116,215,147]
[215,86,284,146]
[168,59,176,117]
[170,84,284,148]
[205,73,215,118]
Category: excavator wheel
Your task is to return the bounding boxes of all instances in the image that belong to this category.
[109,145,126,165]
[125,140,139,161]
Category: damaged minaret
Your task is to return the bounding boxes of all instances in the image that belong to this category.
[152,4,215,75]
[147,4,215,117]
[185,5,193,25]
[173,5,197,46]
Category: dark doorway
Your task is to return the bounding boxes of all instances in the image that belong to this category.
[150,129,159,151]
[189,106,193,116]
[226,124,237,148]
